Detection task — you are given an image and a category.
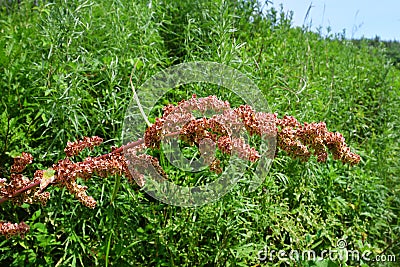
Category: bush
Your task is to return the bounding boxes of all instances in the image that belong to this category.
[1,0,398,266]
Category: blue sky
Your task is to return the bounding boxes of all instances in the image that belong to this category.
[268,0,400,41]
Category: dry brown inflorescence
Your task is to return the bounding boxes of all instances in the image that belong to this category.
[0,95,360,238]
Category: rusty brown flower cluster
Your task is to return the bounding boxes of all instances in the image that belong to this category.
[0,153,50,207]
[0,221,30,239]
[143,94,360,167]
[52,153,129,208]
[0,95,361,238]
[0,153,50,238]
[145,95,276,166]
[124,144,167,187]
[64,136,103,157]
[10,152,33,173]
[276,116,361,165]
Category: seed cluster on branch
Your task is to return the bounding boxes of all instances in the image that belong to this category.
[0,95,360,238]
[0,221,30,239]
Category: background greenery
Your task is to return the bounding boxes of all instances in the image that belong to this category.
[0,0,399,266]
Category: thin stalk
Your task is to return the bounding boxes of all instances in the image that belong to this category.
[129,66,151,127]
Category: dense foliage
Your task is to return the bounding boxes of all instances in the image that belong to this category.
[352,36,400,69]
[0,0,399,266]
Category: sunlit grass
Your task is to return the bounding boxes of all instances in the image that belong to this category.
[0,0,399,266]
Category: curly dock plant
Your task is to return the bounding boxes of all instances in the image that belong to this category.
[0,95,360,238]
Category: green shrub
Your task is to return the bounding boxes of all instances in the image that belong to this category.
[1,0,398,266]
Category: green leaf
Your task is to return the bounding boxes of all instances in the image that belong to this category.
[32,222,47,233]
[110,175,121,204]
[43,169,55,179]
[6,151,22,158]
[40,168,56,191]
[31,209,42,222]
[105,232,113,267]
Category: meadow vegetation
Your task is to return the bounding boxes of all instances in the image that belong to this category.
[0,0,399,266]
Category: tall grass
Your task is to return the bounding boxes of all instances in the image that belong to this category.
[0,0,399,266]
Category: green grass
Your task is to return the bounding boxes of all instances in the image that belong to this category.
[1,0,399,266]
